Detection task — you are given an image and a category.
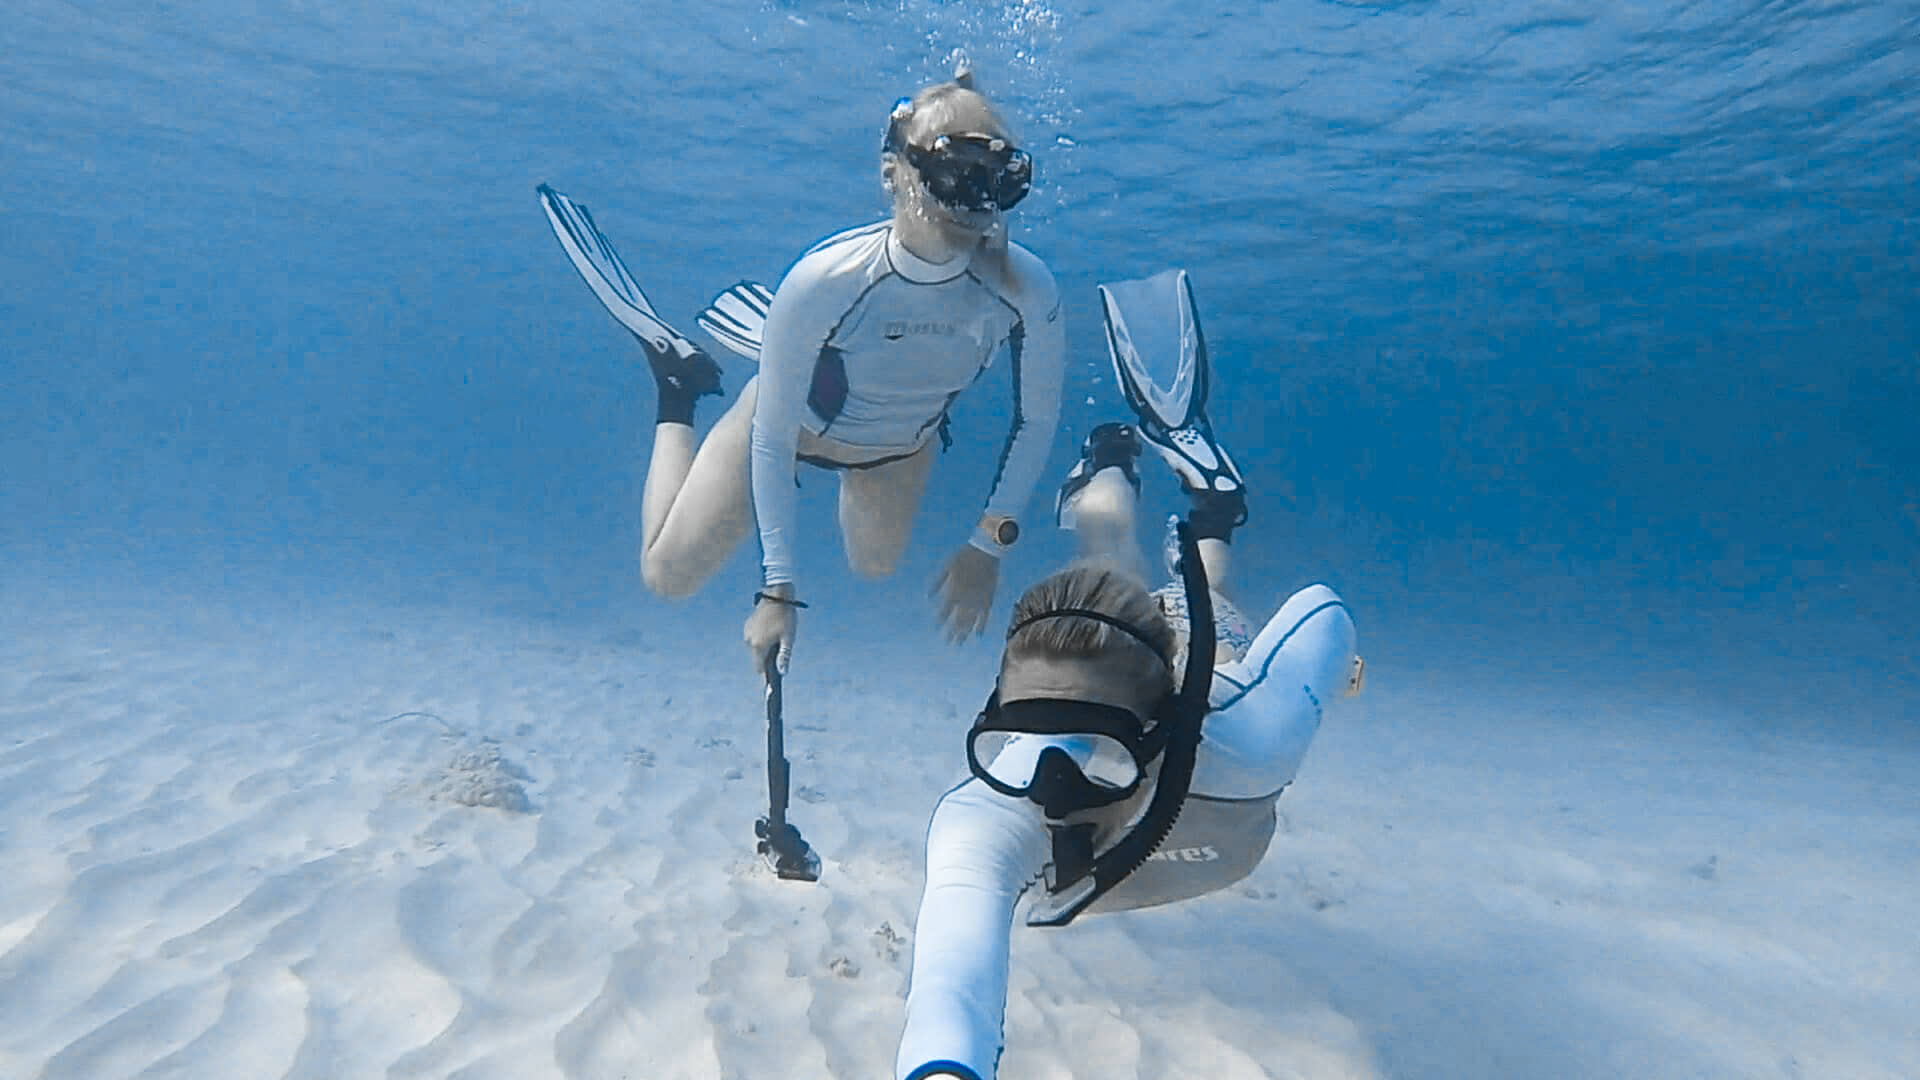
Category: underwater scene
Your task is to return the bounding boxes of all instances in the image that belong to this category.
[2,2,1915,1077]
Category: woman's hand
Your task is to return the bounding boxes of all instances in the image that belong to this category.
[744,585,801,677]
[933,544,1000,643]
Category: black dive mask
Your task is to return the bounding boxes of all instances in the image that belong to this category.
[964,522,1218,928]
[967,697,1174,818]
[966,605,1178,818]
[903,133,1033,212]
[884,99,1033,213]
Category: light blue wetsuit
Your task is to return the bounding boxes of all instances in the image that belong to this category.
[894,585,1359,1080]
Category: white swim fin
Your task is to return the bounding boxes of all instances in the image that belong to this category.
[696,281,774,361]
[1097,269,1243,496]
[538,184,701,359]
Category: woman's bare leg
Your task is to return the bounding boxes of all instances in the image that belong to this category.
[1057,421,1240,595]
[639,376,760,598]
[1062,468,1150,582]
[1196,537,1232,592]
[837,439,938,579]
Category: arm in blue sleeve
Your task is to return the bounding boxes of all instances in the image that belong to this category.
[977,249,1066,539]
[750,258,834,588]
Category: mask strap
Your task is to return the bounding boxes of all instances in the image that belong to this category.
[1008,607,1170,669]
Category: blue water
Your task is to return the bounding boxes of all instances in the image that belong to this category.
[3,0,1916,732]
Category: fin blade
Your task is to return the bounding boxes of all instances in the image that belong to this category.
[696,281,774,361]
[538,184,695,355]
[1097,268,1205,432]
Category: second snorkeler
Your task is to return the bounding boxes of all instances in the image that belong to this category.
[545,62,1064,677]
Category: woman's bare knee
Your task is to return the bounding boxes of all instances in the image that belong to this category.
[846,534,909,579]
[641,546,712,599]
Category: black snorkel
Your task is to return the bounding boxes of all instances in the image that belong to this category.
[1025,521,1216,927]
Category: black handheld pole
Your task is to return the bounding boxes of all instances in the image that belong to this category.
[763,659,794,835]
[755,649,820,881]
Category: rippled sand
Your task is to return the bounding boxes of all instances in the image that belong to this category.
[1,583,1913,1079]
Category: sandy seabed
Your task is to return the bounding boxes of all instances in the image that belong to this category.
[1,578,1915,1080]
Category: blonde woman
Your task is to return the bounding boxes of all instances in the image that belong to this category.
[548,66,1064,677]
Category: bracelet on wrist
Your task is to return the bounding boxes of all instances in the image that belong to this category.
[754,591,809,609]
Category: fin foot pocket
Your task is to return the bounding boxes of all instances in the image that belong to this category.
[1146,418,1244,496]
[647,340,723,399]
[1054,422,1143,527]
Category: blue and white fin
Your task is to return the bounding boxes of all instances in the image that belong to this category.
[696,281,774,362]
[1153,422,1244,495]
[1097,268,1243,495]
[538,183,699,358]
[1098,268,1207,432]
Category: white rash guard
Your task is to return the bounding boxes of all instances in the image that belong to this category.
[750,221,1066,587]
[895,585,1360,1080]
